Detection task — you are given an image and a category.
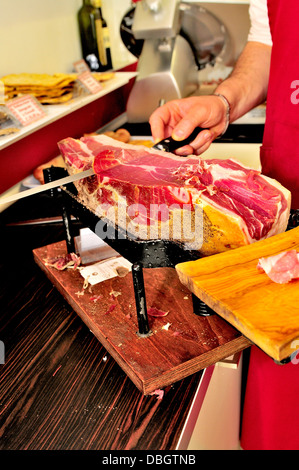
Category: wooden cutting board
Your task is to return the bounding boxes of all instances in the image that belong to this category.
[176,227,299,362]
[33,240,249,394]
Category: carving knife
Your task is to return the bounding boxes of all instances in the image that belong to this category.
[0,168,94,205]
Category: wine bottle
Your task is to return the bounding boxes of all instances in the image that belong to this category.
[78,0,113,72]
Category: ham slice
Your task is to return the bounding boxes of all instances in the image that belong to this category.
[257,250,299,284]
[58,134,291,255]
[45,253,81,270]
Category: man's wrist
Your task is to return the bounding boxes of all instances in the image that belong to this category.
[212,92,231,135]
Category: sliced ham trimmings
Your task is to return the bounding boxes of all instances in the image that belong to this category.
[257,250,299,284]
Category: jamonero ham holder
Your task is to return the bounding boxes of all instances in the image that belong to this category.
[31,132,298,393]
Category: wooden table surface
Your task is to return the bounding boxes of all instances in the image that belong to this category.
[0,194,249,450]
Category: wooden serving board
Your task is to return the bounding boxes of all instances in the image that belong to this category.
[33,241,250,394]
[176,227,299,362]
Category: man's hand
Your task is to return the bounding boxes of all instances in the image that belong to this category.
[149,42,272,156]
[149,95,228,155]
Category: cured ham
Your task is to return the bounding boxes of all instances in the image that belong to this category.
[58,134,291,255]
[257,250,299,284]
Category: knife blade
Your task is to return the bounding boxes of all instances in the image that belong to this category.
[1,128,210,205]
[0,168,95,205]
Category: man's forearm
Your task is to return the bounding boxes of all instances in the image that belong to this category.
[215,41,272,122]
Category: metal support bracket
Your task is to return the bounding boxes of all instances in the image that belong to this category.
[132,263,152,337]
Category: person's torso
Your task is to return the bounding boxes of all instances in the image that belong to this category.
[261,0,299,208]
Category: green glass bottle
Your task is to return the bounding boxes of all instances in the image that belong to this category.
[78,0,113,72]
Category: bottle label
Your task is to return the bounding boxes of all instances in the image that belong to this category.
[95,19,109,66]
[91,0,101,7]
[102,26,111,49]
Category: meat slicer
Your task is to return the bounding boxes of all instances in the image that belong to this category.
[123,0,230,122]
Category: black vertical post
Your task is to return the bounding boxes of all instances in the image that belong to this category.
[43,167,75,253]
[132,263,151,337]
[59,196,75,254]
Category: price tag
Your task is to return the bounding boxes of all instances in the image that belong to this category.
[0,80,5,105]
[73,59,90,74]
[6,95,46,126]
[80,257,132,285]
[77,71,103,94]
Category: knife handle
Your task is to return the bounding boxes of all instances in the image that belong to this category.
[153,127,206,153]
